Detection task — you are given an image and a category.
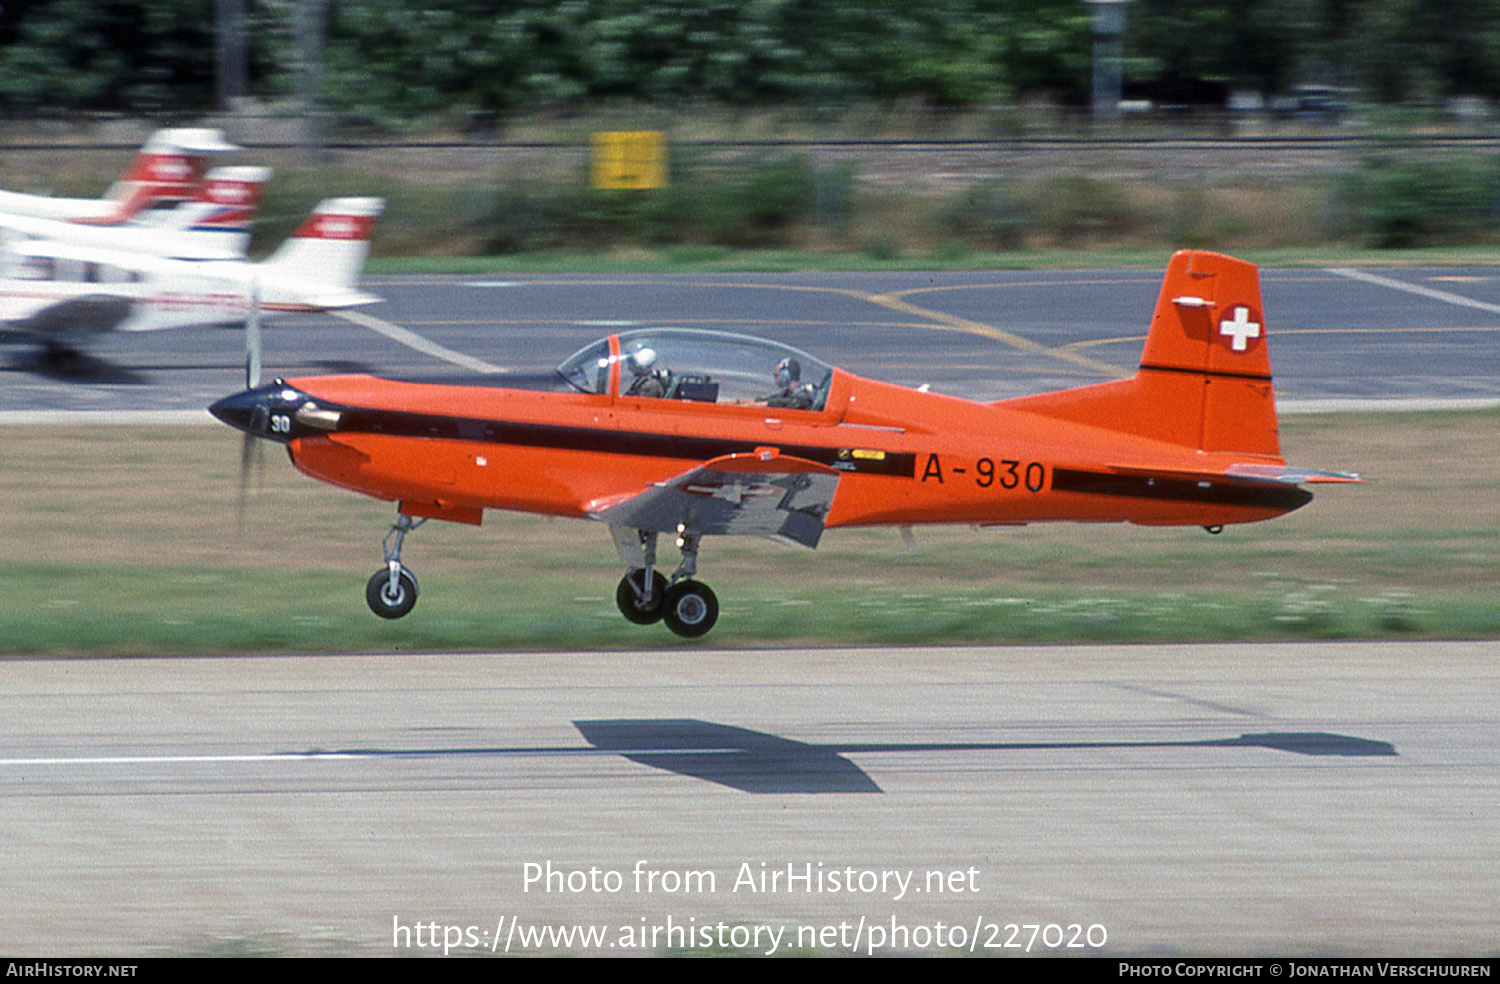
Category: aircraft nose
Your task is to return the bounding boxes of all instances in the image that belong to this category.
[210,384,300,441]
[209,388,267,435]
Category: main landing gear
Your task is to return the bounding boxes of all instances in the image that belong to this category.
[360,513,721,637]
[613,529,719,638]
[366,514,425,619]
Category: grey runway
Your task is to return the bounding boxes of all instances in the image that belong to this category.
[2,641,1495,954]
[5,265,1500,414]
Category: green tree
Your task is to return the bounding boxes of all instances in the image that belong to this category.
[0,0,217,112]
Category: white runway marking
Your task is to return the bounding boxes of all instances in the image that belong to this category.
[1327,267,1500,316]
[334,308,508,374]
[0,748,737,768]
[0,409,213,426]
[0,754,355,766]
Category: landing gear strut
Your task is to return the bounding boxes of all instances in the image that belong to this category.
[616,568,667,624]
[366,513,425,619]
[611,527,720,637]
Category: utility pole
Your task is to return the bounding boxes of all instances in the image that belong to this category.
[215,0,249,110]
[296,0,329,163]
[1086,0,1131,125]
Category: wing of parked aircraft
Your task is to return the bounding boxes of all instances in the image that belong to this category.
[0,291,134,352]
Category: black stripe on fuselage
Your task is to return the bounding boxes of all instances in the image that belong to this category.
[1051,468,1313,511]
[1138,362,1275,383]
[328,405,919,478]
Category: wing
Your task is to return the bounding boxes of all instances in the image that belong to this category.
[0,292,132,347]
[588,450,841,548]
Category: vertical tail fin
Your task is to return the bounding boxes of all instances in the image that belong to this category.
[141,165,271,243]
[999,250,1282,458]
[260,197,384,293]
[87,128,241,225]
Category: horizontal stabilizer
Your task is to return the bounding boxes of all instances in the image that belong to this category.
[1225,463,1362,485]
[1105,462,1361,486]
[298,289,385,310]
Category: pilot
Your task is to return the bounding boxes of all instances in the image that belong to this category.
[624,345,671,397]
[764,356,815,410]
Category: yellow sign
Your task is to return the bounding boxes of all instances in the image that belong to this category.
[591,131,667,190]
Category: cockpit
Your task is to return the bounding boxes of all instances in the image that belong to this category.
[556,328,835,412]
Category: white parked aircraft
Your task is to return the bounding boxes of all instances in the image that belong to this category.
[0,197,384,357]
[0,165,272,261]
[0,128,240,224]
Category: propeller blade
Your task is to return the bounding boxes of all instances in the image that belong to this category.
[234,404,268,533]
[245,277,262,389]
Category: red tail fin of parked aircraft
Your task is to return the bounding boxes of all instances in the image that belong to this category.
[125,165,273,255]
[181,165,270,233]
[74,128,242,225]
[258,197,385,295]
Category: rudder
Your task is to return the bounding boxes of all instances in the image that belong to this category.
[1000,250,1282,459]
[260,197,384,290]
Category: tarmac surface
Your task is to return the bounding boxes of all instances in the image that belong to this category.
[2,641,1496,956]
[4,265,1500,415]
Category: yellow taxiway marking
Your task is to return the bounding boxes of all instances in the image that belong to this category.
[859,289,1130,379]
[361,275,1142,380]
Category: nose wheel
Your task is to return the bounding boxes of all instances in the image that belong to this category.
[367,566,418,619]
[366,513,425,619]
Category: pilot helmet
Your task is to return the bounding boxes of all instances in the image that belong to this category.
[775,356,801,386]
[628,346,657,375]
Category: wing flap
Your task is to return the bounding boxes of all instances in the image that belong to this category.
[588,450,841,548]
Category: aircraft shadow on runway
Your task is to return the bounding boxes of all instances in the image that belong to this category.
[314,721,1395,795]
[2,347,151,384]
[571,720,1399,794]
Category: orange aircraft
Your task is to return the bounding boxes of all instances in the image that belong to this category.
[211,250,1357,637]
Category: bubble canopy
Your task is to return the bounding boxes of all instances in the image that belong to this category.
[556,328,835,410]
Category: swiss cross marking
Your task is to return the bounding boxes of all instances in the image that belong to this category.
[1219,306,1261,352]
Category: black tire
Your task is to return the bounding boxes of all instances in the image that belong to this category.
[616,569,667,624]
[366,566,418,619]
[661,580,719,638]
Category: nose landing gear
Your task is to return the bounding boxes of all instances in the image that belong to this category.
[366,513,425,619]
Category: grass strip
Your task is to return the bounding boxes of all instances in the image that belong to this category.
[0,412,1495,656]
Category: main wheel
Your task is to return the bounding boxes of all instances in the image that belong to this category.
[616,569,667,624]
[661,580,719,638]
[366,566,418,619]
